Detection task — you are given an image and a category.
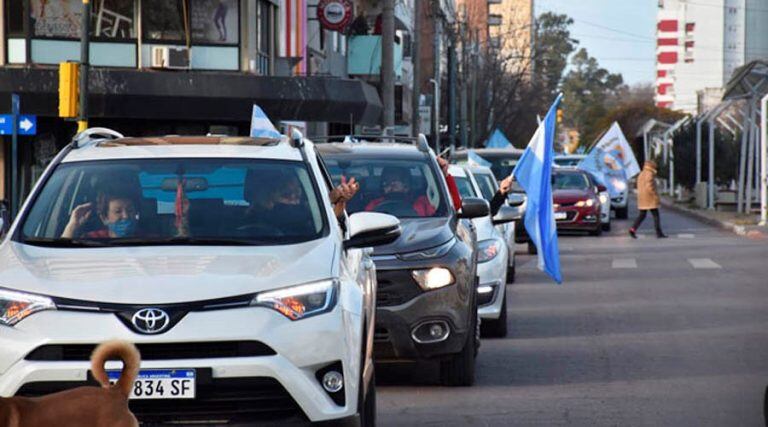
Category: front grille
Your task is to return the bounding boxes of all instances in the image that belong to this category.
[16,373,306,424]
[374,328,390,342]
[555,211,577,222]
[376,270,422,306]
[25,341,276,361]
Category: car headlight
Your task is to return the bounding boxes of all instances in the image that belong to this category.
[251,280,337,320]
[599,194,609,204]
[575,199,595,208]
[477,238,503,263]
[412,268,454,291]
[0,289,56,327]
[613,179,627,191]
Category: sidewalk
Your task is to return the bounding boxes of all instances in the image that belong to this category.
[660,196,767,239]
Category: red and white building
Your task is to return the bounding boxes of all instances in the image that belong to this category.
[655,0,768,113]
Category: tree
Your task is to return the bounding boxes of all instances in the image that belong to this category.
[533,12,578,100]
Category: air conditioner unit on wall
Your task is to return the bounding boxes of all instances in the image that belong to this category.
[150,46,191,69]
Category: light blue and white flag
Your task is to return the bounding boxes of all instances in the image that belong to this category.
[250,105,281,139]
[467,150,492,168]
[578,148,627,197]
[512,94,563,284]
[485,128,513,149]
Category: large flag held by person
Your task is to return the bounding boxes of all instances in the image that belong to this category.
[591,122,640,178]
[512,94,563,284]
[250,105,282,139]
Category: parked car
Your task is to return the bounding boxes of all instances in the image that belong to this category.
[450,165,519,337]
[552,168,606,236]
[452,147,525,181]
[465,165,520,283]
[0,128,400,425]
[317,138,488,386]
[554,154,629,219]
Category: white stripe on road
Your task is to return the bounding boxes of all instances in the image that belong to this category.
[677,233,695,239]
[612,258,637,269]
[688,258,722,269]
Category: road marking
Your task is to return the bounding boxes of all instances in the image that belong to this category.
[688,258,721,269]
[678,233,695,239]
[612,258,637,269]
[636,234,647,239]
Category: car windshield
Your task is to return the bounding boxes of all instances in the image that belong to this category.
[454,176,477,199]
[323,157,448,218]
[553,172,590,190]
[473,172,497,201]
[19,158,327,246]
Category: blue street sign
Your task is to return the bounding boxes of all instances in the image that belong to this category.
[0,114,37,135]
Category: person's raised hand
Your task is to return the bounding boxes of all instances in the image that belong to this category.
[499,176,514,195]
[437,156,449,176]
[68,203,93,228]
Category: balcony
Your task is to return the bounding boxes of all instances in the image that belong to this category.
[348,36,403,79]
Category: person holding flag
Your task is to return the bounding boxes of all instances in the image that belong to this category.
[511,94,563,284]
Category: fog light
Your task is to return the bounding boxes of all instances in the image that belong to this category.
[477,285,494,294]
[411,320,451,343]
[322,371,344,393]
[429,323,445,339]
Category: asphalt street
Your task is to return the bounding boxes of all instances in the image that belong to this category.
[377,199,768,426]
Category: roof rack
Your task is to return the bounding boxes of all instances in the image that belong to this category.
[72,127,124,148]
[309,134,431,153]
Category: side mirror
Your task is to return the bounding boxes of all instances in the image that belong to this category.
[597,184,608,193]
[506,193,526,207]
[492,205,520,225]
[344,212,401,250]
[458,197,489,219]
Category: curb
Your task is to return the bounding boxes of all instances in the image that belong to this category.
[660,198,767,239]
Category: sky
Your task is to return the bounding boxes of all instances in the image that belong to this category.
[536,0,657,86]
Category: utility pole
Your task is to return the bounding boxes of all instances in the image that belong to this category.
[432,10,441,152]
[469,33,478,147]
[411,0,421,137]
[381,0,395,134]
[459,19,468,148]
[447,35,457,150]
[77,0,91,132]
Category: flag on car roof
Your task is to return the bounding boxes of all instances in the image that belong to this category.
[467,150,492,168]
[591,122,640,178]
[578,148,627,198]
[250,105,282,139]
[485,129,512,149]
[512,94,563,284]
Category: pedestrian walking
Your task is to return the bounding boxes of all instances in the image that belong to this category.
[629,160,667,239]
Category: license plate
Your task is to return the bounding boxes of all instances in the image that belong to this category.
[554,212,567,220]
[107,369,196,400]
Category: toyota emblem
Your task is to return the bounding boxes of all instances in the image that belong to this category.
[131,308,170,334]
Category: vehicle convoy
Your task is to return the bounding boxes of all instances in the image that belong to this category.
[449,165,519,337]
[552,168,605,236]
[317,137,489,386]
[554,154,629,219]
[0,128,401,425]
[452,148,524,181]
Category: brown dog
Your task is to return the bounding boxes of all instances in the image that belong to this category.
[0,340,141,427]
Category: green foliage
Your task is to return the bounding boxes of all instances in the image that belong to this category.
[534,13,578,99]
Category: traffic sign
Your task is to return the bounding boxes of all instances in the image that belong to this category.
[0,114,37,135]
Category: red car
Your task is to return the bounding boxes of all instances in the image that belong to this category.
[552,168,606,236]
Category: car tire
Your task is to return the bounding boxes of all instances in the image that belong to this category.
[507,264,516,283]
[440,300,477,387]
[602,221,611,232]
[481,294,508,338]
[527,241,537,255]
[358,369,376,427]
[616,206,628,219]
[590,225,603,236]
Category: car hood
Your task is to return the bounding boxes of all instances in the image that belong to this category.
[554,189,591,204]
[372,216,455,256]
[0,239,335,304]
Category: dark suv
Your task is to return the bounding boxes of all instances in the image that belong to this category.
[317,138,489,386]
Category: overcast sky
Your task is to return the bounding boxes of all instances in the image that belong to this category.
[536,0,657,86]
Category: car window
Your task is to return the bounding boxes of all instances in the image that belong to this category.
[20,158,327,246]
[323,157,448,218]
[553,172,590,190]
[454,176,476,199]
[473,173,497,201]
[485,155,520,179]
[553,158,582,167]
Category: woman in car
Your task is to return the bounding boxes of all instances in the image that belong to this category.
[61,189,139,239]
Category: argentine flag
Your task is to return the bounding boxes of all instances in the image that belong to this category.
[467,150,492,168]
[250,105,282,139]
[512,94,563,284]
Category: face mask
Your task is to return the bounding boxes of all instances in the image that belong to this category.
[107,218,137,238]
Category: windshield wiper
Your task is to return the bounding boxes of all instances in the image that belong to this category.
[21,237,111,247]
[108,237,264,246]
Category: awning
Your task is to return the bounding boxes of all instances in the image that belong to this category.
[0,67,383,125]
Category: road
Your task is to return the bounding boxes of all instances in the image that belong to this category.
[377,200,768,426]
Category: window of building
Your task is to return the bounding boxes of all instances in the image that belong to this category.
[191,0,239,45]
[5,0,25,36]
[93,0,137,39]
[255,0,274,74]
[142,0,186,42]
[31,0,82,38]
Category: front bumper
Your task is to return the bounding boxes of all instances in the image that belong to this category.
[611,191,628,209]
[555,206,601,231]
[0,304,363,423]
[476,248,507,320]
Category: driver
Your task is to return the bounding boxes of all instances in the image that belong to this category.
[61,188,139,239]
[365,167,435,216]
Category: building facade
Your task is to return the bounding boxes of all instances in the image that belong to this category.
[488,0,533,74]
[655,0,768,113]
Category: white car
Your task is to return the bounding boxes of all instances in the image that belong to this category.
[554,154,629,219]
[0,128,401,425]
[449,165,516,337]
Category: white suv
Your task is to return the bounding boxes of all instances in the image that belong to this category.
[0,128,400,425]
